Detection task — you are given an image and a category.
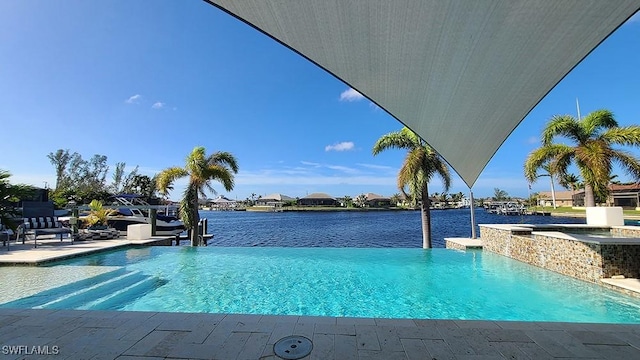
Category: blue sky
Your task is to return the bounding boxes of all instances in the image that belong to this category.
[1,1,639,201]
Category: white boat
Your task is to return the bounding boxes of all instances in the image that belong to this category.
[108,195,185,236]
[484,201,524,215]
[485,202,503,214]
[499,201,525,216]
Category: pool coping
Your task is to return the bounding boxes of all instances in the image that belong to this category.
[444,237,483,250]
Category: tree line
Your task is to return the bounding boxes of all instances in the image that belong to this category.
[0,170,36,231]
[48,147,240,247]
[47,149,159,207]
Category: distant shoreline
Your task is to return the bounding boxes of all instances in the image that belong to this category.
[246,206,417,212]
[213,206,640,220]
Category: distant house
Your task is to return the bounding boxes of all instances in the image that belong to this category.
[207,195,237,210]
[456,196,471,208]
[537,191,575,207]
[256,193,295,205]
[429,196,444,209]
[569,183,640,208]
[394,193,412,207]
[298,193,338,206]
[363,193,391,207]
[608,183,640,208]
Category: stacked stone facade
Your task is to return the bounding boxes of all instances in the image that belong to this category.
[444,239,468,251]
[480,224,640,284]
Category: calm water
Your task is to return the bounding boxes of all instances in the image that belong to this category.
[32,246,640,322]
[200,208,584,248]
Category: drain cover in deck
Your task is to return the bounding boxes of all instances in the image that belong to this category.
[273,335,313,359]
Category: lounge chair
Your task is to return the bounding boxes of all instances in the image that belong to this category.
[18,201,73,248]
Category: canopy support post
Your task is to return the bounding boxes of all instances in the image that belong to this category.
[470,189,477,239]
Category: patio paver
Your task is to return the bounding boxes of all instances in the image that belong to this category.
[1,309,639,359]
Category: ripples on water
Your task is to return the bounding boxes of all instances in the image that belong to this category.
[201,209,585,248]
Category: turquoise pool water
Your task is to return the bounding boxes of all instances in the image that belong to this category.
[5,247,640,323]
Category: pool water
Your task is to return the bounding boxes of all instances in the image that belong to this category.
[6,247,640,323]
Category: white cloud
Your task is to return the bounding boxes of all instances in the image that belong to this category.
[325,141,355,152]
[357,163,394,171]
[125,94,141,104]
[326,165,360,174]
[151,102,165,109]
[298,160,361,174]
[526,136,539,145]
[300,161,321,167]
[339,88,364,102]
[280,168,312,175]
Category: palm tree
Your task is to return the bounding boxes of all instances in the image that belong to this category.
[156,147,238,246]
[0,170,35,231]
[493,188,509,201]
[525,109,640,207]
[342,195,352,207]
[373,127,451,248]
[390,193,402,207]
[438,192,449,206]
[559,173,581,206]
[528,163,558,209]
[355,194,367,208]
[559,173,581,192]
[528,192,540,208]
[609,174,621,185]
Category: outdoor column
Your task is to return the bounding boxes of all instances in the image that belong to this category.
[469,190,476,239]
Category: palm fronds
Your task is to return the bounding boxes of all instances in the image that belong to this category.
[525,109,640,207]
[157,147,239,246]
[373,127,451,248]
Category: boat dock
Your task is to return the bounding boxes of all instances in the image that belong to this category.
[174,233,214,245]
[528,210,552,216]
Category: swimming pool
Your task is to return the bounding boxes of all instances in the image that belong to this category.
[3,247,640,323]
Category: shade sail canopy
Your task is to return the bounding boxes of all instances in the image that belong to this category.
[205,1,639,187]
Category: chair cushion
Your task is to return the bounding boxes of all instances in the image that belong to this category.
[23,217,60,229]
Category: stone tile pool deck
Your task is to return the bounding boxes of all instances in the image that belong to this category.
[0,236,173,265]
[2,308,640,359]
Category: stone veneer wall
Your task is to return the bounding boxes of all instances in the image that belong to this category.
[480,225,640,283]
[444,240,465,251]
[444,240,476,251]
[599,244,640,279]
[611,226,640,237]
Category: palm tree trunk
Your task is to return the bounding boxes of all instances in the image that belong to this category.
[421,188,432,249]
[584,184,596,207]
[191,197,200,246]
[550,177,557,209]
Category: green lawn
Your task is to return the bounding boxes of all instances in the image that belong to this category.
[529,206,640,217]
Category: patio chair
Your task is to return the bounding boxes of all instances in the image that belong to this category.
[18,201,72,248]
